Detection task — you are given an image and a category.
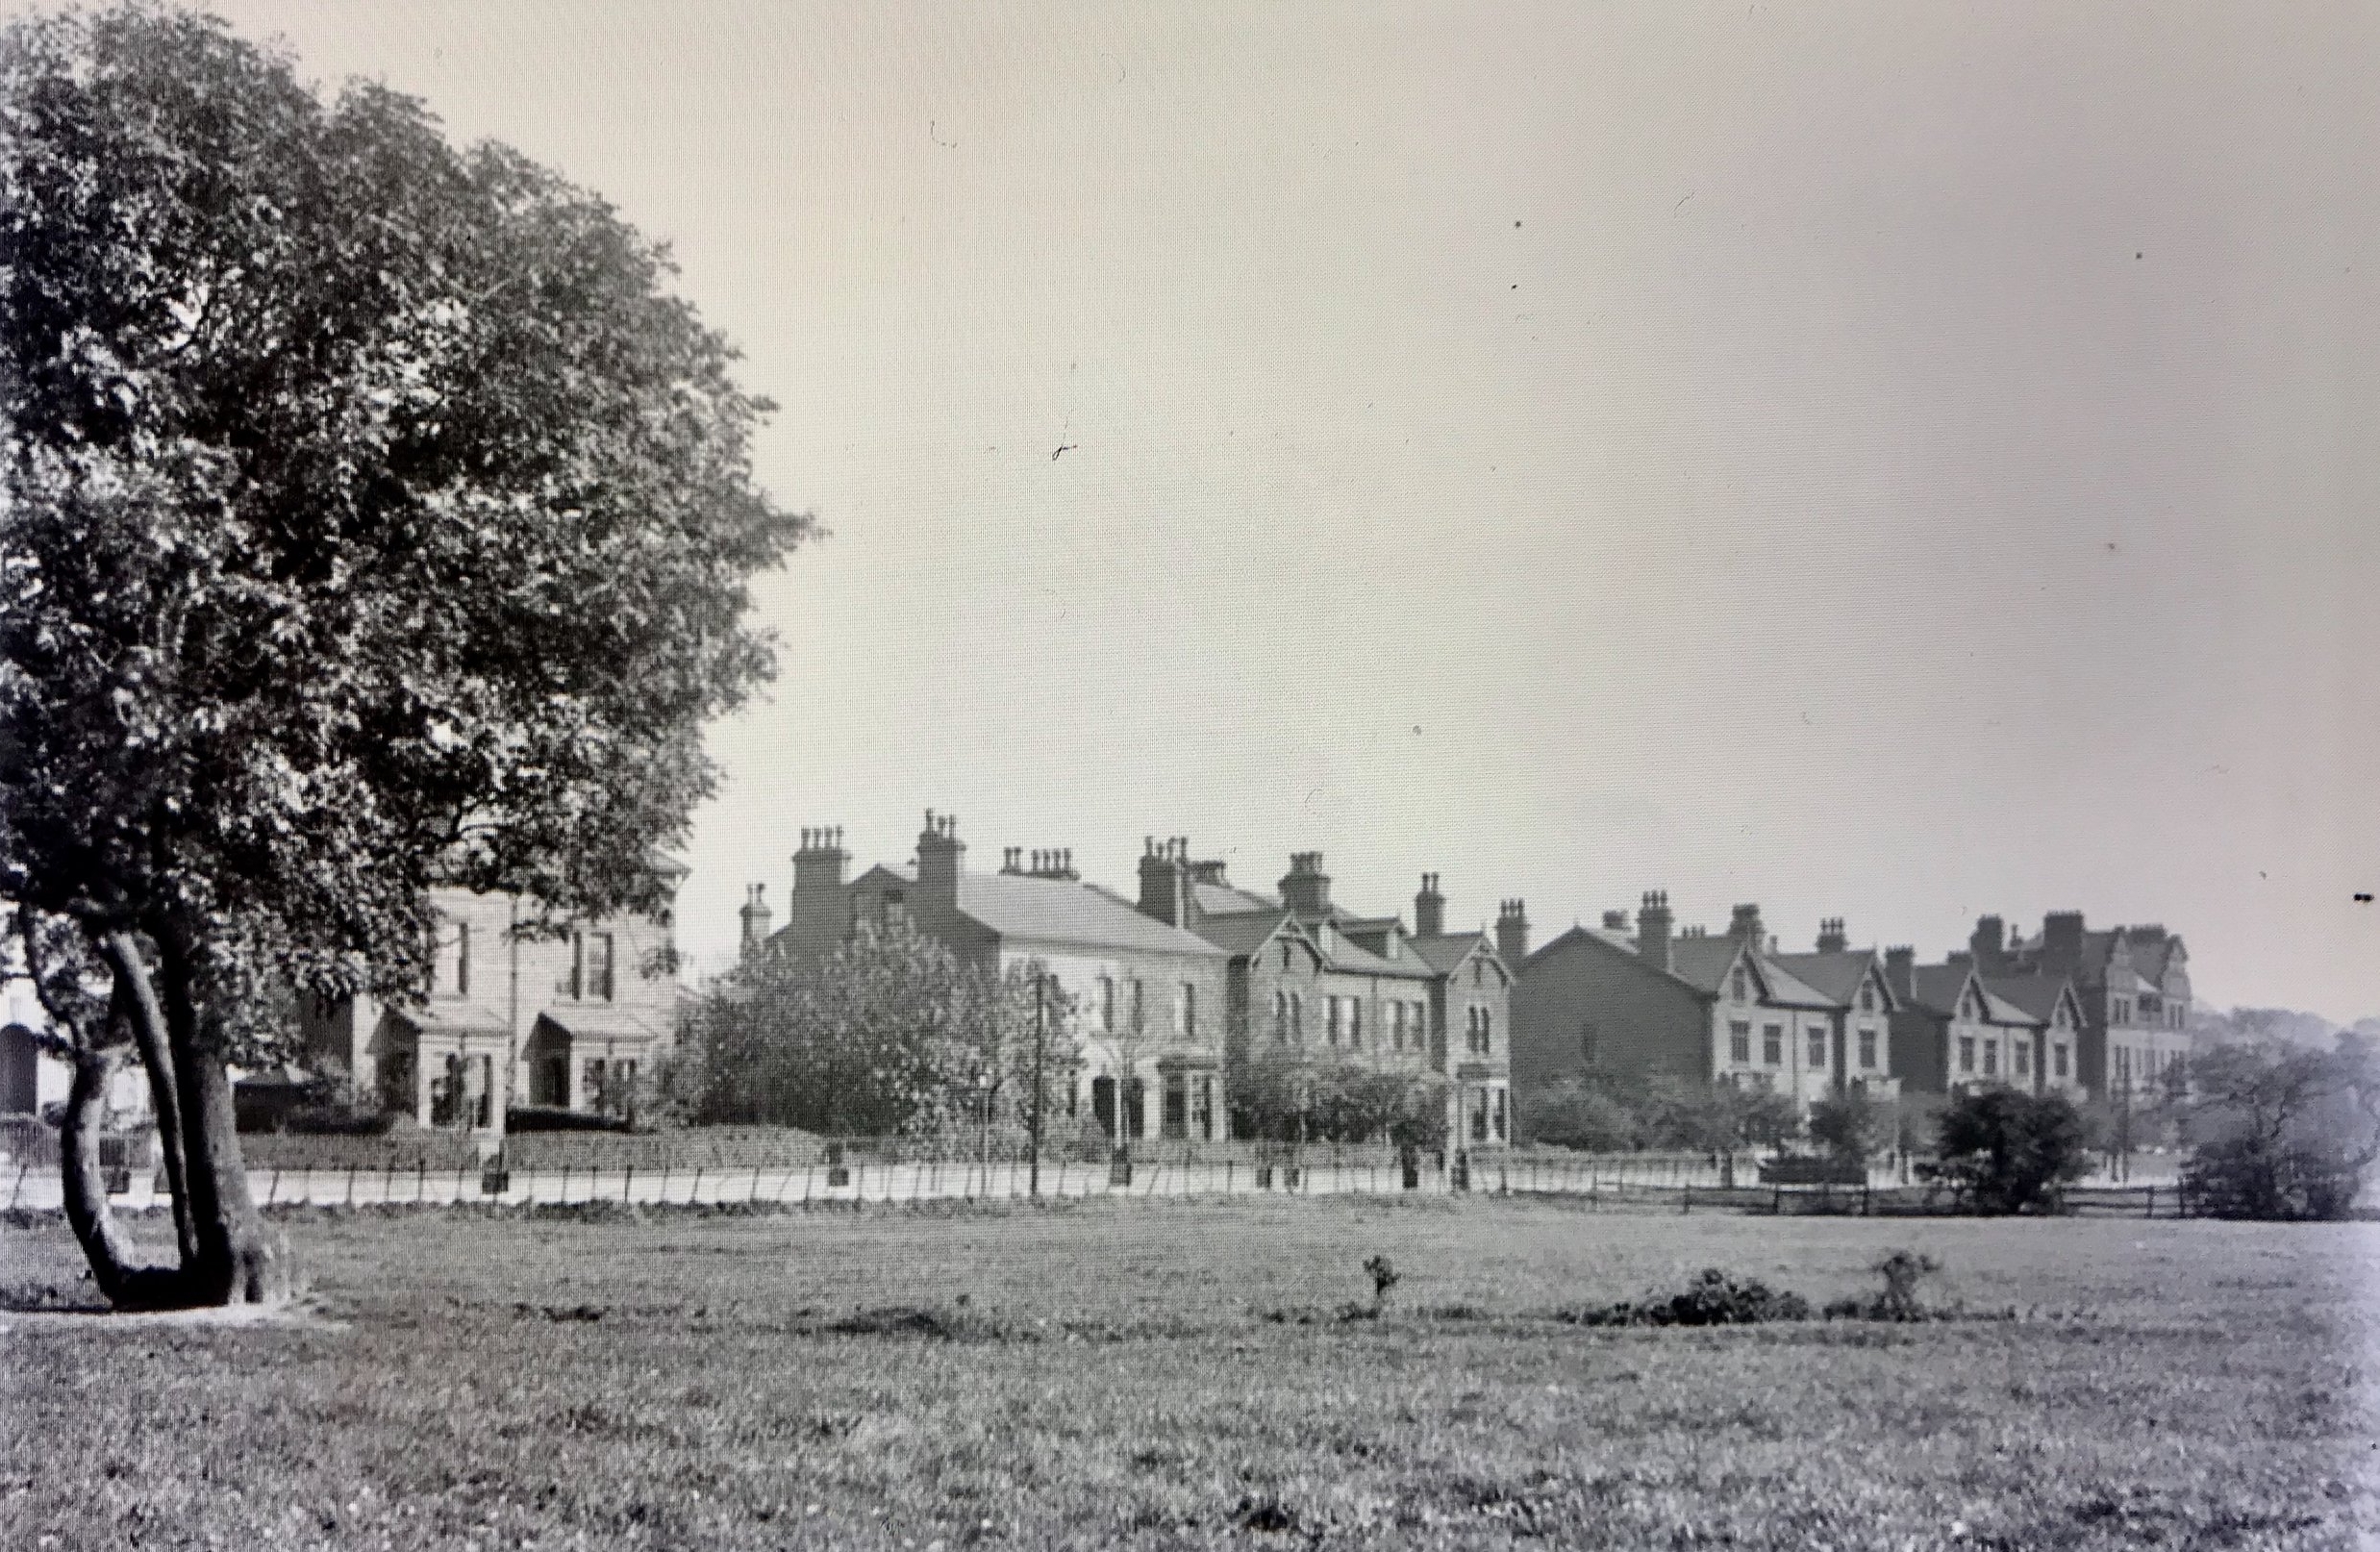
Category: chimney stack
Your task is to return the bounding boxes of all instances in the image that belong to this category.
[1727,902,1765,946]
[1638,890,1673,972]
[784,825,853,954]
[1816,916,1847,953]
[1414,872,1445,939]
[2040,911,2085,973]
[1138,834,1192,926]
[1601,909,1630,932]
[1885,945,1916,1002]
[1969,914,2007,973]
[915,809,965,904]
[739,884,772,959]
[1279,851,1333,917]
[1495,898,1531,965]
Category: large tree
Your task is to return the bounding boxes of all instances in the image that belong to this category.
[2180,1036,2379,1219]
[0,6,809,1306]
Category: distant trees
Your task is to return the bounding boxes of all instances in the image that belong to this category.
[1524,1070,1802,1156]
[0,7,804,1306]
[1229,1046,1447,1150]
[1925,1089,2093,1214]
[2179,1035,2378,1220]
[682,925,1080,1142]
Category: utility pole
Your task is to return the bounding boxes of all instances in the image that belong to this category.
[1029,970,1046,1199]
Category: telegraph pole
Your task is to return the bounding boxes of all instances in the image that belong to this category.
[1028,971,1046,1199]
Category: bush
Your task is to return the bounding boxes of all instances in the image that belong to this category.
[1566,1267,1812,1327]
[1822,1249,1943,1321]
[2182,1135,2365,1221]
[1928,1089,2092,1213]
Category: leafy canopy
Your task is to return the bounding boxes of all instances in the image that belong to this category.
[684,925,1082,1141]
[0,6,809,1022]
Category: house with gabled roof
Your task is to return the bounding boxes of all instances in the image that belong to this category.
[1967,913,2192,1101]
[1767,917,1904,1103]
[764,814,1231,1144]
[1510,895,1863,1138]
[1883,951,2047,1097]
[1974,970,2090,1100]
[1140,843,1514,1148]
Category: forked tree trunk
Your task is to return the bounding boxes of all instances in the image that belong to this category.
[68,927,292,1310]
[96,932,198,1268]
[150,925,288,1307]
[57,1042,189,1312]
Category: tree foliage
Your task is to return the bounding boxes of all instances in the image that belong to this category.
[2179,1036,2378,1220]
[1807,1089,1886,1167]
[1228,1044,1447,1150]
[1926,1089,2093,1214]
[1523,1068,1800,1155]
[0,5,806,1305]
[683,925,1082,1144]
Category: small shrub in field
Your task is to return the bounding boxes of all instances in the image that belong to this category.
[1364,1253,1399,1308]
[1824,1249,1944,1321]
[1566,1267,1812,1327]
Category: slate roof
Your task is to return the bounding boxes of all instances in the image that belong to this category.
[1409,931,1487,976]
[844,865,1228,958]
[535,1005,673,1040]
[1902,964,2033,1026]
[1901,964,1976,1020]
[1192,910,1297,959]
[387,1005,512,1039]
[1766,949,1886,1009]
[1191,880,1279,917]
[1983,973,2073,1027]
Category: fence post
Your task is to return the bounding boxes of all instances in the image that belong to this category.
[1225,1158,1234,1196]
[2144,1187,2155,1219]
[689,1164,704,1207]
[1681,1183,1691,1214]
[455,1162,466,1204]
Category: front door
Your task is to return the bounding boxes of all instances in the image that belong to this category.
[1091,1075,1116,1139]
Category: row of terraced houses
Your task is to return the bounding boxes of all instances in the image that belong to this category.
[217,808,2190,1149]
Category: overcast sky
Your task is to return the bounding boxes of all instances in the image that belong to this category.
[180,2,2377,1019]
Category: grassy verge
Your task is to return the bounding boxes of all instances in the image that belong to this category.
[4,1196,2375,1549]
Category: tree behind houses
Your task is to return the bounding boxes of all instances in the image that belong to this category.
[685,925,1081,1143]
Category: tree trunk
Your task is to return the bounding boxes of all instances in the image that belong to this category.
[96,932,198,1268]
[147,925,288,1307]
[56,1043,188,1312]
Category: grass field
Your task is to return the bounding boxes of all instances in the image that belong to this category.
[4,1197,2376,1550]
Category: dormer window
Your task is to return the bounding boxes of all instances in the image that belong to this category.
[1732,967,1749,1003]
[1859,982,1875,1014]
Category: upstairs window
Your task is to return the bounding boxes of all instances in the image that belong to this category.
[1857,1027,1877,1070]
[1180,983,1196,1038]
[1860,983,1875,1014]
[1732,967,1749,1004]
[1101,976,1116,1033]
[1762,1025,1783,1066]
[1347,998,1360,1048]
[1272,989,1289,1040]
[1730,1021,1751,1064]
[1580,1022,1598,1065]
[2053,1042,2068,1078]
[1958,1037,1976,1073]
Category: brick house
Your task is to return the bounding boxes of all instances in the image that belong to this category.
[300,865,685,1143]
[1155,847,1511,1146]
[765,814,1231,1143]
[1883,951,2043,1097]
[1511,896,1870,1136]
[1967,913,2192,1102]
[1972,970,2091,1101]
